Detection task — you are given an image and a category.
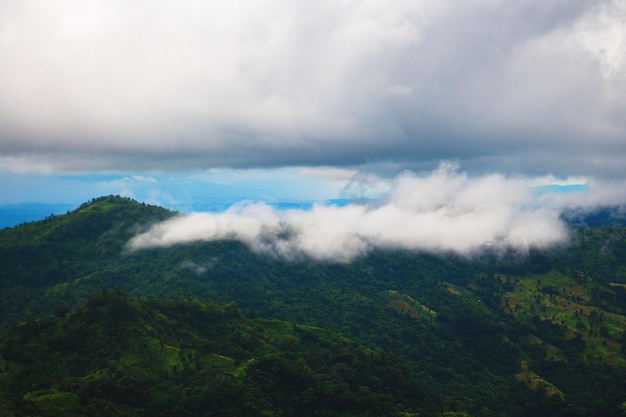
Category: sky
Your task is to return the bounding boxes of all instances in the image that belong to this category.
[2,0,626,259]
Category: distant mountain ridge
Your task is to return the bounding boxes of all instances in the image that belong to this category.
[4,197,626,231]
[0,198,356,230]
[561,205,626,226]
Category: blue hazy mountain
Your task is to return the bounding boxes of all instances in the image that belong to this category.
[561,205,626,226]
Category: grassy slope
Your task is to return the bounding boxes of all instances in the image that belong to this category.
[501,270,626,367]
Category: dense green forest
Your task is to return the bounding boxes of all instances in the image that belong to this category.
[1,196,626,416]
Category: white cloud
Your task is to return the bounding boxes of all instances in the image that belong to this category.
[1,0,626,178]
[102,175,157,188]
[537,177,626,210]
[574,0,626,79]
[127,164,572,261]
[298,167,358,181]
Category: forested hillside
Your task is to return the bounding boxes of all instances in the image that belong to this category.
[1,196,626,416]
[1,290,438,416]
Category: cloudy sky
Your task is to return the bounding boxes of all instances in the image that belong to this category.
[2,0,626,257]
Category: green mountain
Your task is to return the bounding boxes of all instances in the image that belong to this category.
[1,195,626,416]
[1,290,436,416]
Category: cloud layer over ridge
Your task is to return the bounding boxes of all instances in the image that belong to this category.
[127,165,570,261]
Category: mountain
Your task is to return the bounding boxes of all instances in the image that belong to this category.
[1,290,437,417]
[1,196,626,417]
[561,205,626,226]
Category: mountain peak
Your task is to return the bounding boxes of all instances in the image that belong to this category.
[0,195,175,257]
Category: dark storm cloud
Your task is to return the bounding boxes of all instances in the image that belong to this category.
[0,0,625,177]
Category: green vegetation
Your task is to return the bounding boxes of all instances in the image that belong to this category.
[0,196,625,416]
[1,290,436,416]
[501,270,626,366]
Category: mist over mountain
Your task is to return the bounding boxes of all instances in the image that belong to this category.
[128,166,570,261]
